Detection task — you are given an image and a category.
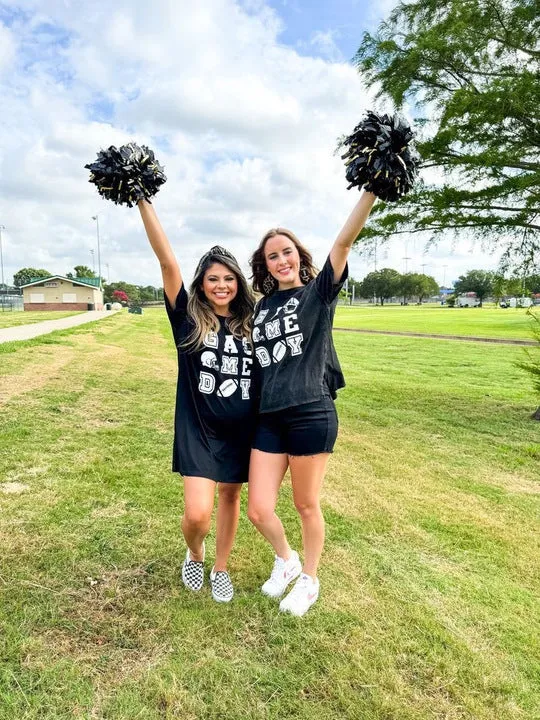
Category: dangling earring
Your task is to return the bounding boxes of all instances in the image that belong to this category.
[299,263,311,284]
[263,273,277,295]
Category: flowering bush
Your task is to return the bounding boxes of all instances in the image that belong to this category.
[113,290,129,304]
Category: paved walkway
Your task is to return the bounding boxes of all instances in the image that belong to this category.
[334,327,536,346]
[0,310,120,344]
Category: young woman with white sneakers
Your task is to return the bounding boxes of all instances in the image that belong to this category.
[248,190,376,616]
[138,199,256,603]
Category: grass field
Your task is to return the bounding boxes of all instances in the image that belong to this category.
[0,309,539,719]
[0,310,83,329]
[334,305,535,341]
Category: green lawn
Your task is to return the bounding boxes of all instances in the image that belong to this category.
[0,310,83,329]
[334,304,536,340]
[0,309,538,719]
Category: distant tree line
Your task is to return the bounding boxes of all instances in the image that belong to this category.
[453,270,540,306]
[349,270,439,306]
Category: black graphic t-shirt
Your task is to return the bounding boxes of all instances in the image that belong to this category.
[252,255,348,413]
[165,286,256,480]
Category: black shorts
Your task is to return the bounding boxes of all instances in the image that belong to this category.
[252,397,338,456]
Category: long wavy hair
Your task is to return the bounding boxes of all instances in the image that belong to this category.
[183,247,254,351]
[250,227,318,296]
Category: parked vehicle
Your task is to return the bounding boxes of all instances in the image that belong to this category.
[456,293,480,307]
[501,297,533,308]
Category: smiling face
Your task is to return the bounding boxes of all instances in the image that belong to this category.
[264,234,304,290]
[201,262,238,315]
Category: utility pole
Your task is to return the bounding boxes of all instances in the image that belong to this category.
[90,249,95,273]
[92,215,102,287]
[0,225,5,289]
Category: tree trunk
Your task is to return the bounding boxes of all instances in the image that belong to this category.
[532,406,540,421]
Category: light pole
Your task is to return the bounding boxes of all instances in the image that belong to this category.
[0,225,5,289]
[90,249,95,273]
[402,256,411,273]
[106,263,110,283]
[92,215,102,286]
[421,263,430,275]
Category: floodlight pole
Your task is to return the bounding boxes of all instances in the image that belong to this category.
[92,215,102,287]
[0,225,5,288]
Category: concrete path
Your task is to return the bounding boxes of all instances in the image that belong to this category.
[0,310,120,344]
[334,326,536,346]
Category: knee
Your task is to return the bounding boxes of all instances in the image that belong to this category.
[219,485,242,506]
[182,508,211,532]
[248,503,272,528]
[294,499,321,520]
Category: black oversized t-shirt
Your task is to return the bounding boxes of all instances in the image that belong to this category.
[252,255,347,413]
[165,286,256,480]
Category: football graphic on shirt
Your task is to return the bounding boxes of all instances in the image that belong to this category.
[272,340,287,362]
[217,378,238,397]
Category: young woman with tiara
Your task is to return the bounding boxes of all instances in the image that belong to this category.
[138,199,256,603]
[247,190,377,616]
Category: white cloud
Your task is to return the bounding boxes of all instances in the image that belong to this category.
[0,23,16,73]
[310,30,343,63]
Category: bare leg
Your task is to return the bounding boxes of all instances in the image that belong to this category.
[247,450,291,559]
[289,454,330,578]
[181,476,216,561]
[214,483,243,571]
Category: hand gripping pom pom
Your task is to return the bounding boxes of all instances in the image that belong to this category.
[339,111,420,202]
[85,143,167,207]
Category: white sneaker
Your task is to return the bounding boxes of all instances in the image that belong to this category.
[261,550,302,598]
[279,573,320,616]
[181,542,205,591]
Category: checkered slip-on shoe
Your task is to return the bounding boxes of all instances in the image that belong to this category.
[210,567,234,603]
[181,543,205,592]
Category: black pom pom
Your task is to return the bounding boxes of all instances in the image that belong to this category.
[339,111,420,202]
[85,143,167,207]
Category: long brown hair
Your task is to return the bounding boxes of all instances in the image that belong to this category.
[184,247,254,350]
[250,227,318,296]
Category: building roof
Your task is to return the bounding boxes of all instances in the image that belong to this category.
[21,275,102,289]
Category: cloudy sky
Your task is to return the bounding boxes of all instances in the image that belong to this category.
[0,0,501,289]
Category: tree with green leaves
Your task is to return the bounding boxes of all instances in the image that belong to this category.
[453,270,494,305]
[354,0,540,268]
[397,272,418,304]
[524,274,540,294]
[73,265,96,278]
[103,281,141,304]
[359,268,401,305]
[415,274,440,303]
[13,268,52,287]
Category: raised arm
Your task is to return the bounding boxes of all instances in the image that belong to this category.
[138,199,182,306]
[329,191,377,282]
